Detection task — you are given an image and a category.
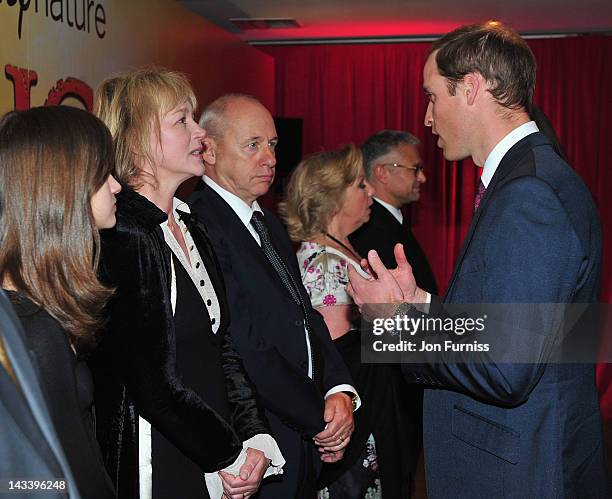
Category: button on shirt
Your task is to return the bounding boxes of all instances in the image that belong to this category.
[137,197,284,499]
[161,198,221,329]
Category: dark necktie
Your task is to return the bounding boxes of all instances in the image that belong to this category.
[474,180,486,212]
[250,211,320,384]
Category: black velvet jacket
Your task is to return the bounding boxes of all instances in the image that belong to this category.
[90,187,269,498]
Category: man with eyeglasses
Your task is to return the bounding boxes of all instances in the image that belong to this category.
[350,130,438,295]
[349,130,437,497]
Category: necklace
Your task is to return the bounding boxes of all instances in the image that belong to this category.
[325,232,362,262]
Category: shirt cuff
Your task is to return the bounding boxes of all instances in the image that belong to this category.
[325,384,361,411]
[242,433,285,476]
[204,434,285,499]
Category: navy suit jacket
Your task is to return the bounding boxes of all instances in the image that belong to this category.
[350,199,438,295]
[0,290,80,498]
[189,183,353,498]
[403,132,608,498]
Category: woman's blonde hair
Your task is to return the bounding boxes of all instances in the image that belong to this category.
[94,67,197,189]
[280,144,363,242]
[0,106,115,350]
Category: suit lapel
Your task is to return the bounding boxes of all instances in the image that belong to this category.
[195,185,295,300]
[0,367,63,472]
[445,132,545,300]
[373,200,402,231]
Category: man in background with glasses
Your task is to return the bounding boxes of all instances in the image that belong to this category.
[349,130,437,497]
[350,130,437,295]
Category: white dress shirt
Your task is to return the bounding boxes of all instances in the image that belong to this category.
[481,121,539,188]
[374,197,403,224]
[421,121,540,307]
[138,198,284,499]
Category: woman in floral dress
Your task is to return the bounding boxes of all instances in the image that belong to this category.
[281,145,413,498]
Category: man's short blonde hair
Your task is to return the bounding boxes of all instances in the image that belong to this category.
[94,67,197,188]
[280,144,363,242]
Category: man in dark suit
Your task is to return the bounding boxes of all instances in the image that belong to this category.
[348,22,608,498]
[349,130,436,495]
[350,129,437,294]
[0,290,80,498]
[188,94,357,499]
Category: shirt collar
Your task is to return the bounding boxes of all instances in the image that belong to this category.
[481,121,539,188]
[204,176,263,228]
[373,197,403,224]
[159,197,190,228]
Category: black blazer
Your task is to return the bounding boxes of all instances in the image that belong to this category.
[189,182,354,498]
[91,187,269,498]
[10,293,115,499]
[0,290,76,498]
[350,199,438,294]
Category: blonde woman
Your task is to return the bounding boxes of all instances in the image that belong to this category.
[91,68,282,499]
[282,145,413,498]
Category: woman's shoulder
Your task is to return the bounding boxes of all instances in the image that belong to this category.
[8,291,51,322]
[6,291,69,350]
[101,188,168,259]
[113,187,167,236]
[298,241,347,268]
[297,241,325,263]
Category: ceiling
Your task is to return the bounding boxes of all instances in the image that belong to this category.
[178,0,612,44]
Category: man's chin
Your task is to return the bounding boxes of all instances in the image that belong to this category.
[442,149,468,162]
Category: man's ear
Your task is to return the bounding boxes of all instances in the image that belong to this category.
[202,138,216,165]
[463,73,482,106]
[373,163,388,184]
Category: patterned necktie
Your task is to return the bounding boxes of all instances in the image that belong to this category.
[474,180,486,212]
[251,211,302,305]
[250,211,319,383]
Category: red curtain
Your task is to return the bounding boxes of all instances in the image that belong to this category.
[261,35,612,418]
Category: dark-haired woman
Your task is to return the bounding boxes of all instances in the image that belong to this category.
[0,105,120,499]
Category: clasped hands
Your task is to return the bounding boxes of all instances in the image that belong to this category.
[313,392,355,463]
[219,447,270,499]
[347,243,428,319]
[219,247,416,496]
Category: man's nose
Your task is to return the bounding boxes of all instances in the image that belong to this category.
[261,144,276,167]
[424,101,433,128]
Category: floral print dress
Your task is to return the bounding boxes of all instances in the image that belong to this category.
[297,242,382,499]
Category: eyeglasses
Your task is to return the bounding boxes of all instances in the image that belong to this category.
[381,163,425,175]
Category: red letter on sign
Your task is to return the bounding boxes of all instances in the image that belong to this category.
[45,77,93,111]
[5,65,38,110]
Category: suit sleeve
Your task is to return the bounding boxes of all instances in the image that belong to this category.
[278,224,355,396]
[403,177,583,406]
[99,227,242,472]
[212,233,328,438]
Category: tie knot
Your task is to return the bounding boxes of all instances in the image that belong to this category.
[250,210,267,235]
